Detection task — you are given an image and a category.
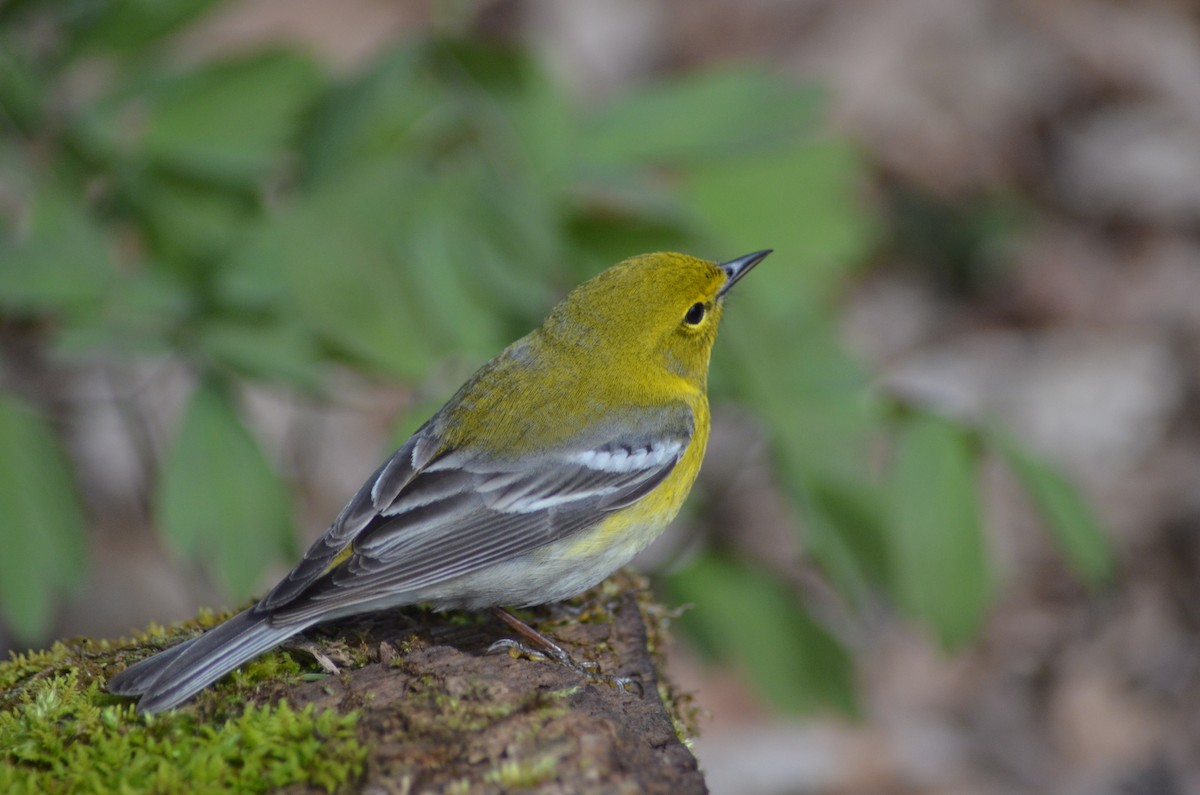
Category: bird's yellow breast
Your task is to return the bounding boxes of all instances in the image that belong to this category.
[560,395,709,561]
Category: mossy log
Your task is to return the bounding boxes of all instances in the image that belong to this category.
[1,571,708,794]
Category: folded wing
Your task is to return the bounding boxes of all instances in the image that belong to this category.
[260,405,694,624]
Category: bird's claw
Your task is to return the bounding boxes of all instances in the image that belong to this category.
[487,638,550,662]
[488,636,641,694]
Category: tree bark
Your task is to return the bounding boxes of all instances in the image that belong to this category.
[233,572,707,793]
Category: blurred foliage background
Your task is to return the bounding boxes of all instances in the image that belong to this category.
[0,0,1137,783]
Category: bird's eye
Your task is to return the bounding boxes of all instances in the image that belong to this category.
[684,302,707,325]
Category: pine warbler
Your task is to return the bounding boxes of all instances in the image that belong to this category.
[109,249,770,713]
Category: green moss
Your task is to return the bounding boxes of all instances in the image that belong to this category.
[240,646,304,684]
[411,678,529,735]
[0,633,365,794]
[483,753,559,789]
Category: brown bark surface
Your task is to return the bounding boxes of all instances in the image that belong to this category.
[267,574,707,794]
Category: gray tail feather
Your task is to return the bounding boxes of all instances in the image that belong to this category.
[107,609,310,714]
[107,636,200,696]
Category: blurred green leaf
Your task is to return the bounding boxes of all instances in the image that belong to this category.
[148,51,321,180]
[584,69,823,168]
[0,395,87,643]
[407,215,507,357]
[158,382,292,599]
[0,57,44,148]
[222,163,433,377]
[226,145,570,374]
[52,266,193,359]
[196,318,323,391]
[886,414,990,647]
[565,179,698,274]
[996,435,1113,585]
[69,0,226,56]
[0,183,113,315]
[665,552,855,714]
[797,474,888,603]
[425,37,535,95]
[86,51,322,184]
[713,282,883,605]
[457,220,559,329]
[502,55,578,188]
[411,164,563,340]
[717,307,874,481]
[302,46,443,184]
[685,139,877,309]
[129,171,257,270]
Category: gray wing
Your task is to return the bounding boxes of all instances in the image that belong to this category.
[257,423,443,610]
[260,406,694,624]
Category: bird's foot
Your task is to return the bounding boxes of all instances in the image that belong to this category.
[486,608,642,695]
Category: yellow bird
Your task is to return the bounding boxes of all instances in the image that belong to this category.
[109,249,770,713]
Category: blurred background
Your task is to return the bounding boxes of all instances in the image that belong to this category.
[2,0,1199,792]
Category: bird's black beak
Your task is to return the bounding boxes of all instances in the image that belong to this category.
[717,249,772,298]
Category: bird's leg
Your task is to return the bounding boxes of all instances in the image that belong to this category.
[486,607,591,670]
[485,607,642,695]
